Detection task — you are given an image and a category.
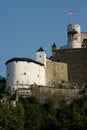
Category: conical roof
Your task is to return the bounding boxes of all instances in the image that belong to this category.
[37,47,45,52]
[51,43,57,48]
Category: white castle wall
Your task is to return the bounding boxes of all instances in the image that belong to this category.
[6,60,45,90]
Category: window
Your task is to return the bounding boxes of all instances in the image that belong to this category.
[17,81,19,83]
[7,73,9,76]
[57,60,60,62]
[24,72,26,75]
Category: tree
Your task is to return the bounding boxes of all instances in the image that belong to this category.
[20,96,42,130]
[0,102,25,130]
[41,99,58,130]
[24,104,42,130]
[56,98,70,130]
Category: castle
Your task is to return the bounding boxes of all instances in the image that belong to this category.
[5,47,68,91]
[5,24,87,98]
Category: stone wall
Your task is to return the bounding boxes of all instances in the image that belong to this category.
[52,48,87,86]
[46,59,68,87]
[32,85,80,106]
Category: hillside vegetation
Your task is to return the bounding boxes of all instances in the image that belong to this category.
[0,88,87,130]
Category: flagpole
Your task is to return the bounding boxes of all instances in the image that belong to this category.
[68,13,70,24]
[68,10,74,24]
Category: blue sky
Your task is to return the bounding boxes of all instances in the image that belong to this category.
[0,0,87,77]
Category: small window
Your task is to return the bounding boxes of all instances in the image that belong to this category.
[7,73,9,76]
[24,72,26,75]
[17,81,19,83]
[57,60,60,62]
[39,55,41,58]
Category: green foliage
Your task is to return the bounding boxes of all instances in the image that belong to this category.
[0,94,87,130]
[12,102,25,130]
[0,102,25,130]
[69,95,87,130]
[20,96,43,130]
[41,99,58,130]
[19,96,40,108]
[24,104,42,130]
[0,91,9,99]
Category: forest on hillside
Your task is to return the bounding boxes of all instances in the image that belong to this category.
[0,88,87,130]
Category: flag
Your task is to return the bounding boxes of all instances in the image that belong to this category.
[69,11,74,14]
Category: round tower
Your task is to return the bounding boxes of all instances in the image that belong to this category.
[36,47,46,67]
[67,24,81,48]
[5,57,46,90]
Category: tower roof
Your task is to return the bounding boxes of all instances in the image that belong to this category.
[37,47,45,52]
[5,57,44,66]
[51,43,57,48]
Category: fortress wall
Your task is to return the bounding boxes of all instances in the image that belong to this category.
[45,59,68,87]
[32,86,80,105]
[52,48,87,86]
